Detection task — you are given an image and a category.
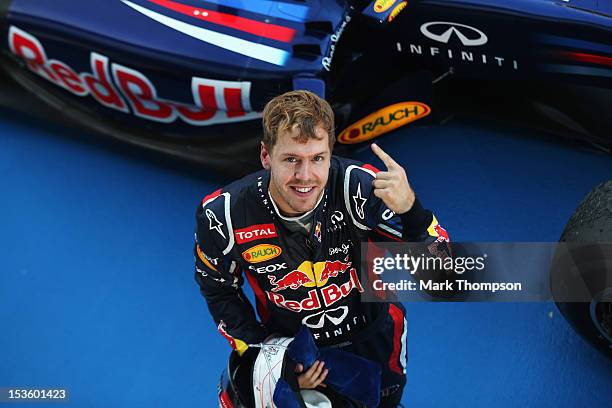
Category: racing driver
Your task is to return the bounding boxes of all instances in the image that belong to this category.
[194,90,450,407]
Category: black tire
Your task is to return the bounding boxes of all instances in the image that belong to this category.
[551,180,612,359]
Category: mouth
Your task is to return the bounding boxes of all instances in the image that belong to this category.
[290,186,316,198]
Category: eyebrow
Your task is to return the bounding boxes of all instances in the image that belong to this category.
[281,152,328,158]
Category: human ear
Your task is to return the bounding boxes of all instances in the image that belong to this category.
[260,141,271,170]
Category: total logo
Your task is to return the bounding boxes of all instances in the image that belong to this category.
[267,265,364,313]
[400,21,519,70]
[338,102,431,144]
[8,26,260,126]
[235,223,277,244]
[242,244,282,263]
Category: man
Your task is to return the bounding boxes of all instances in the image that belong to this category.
[194,90,449,407]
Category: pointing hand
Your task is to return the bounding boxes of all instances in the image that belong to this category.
[371,143,415,214]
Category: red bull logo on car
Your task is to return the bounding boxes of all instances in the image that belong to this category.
[8,26,260,126]
[242,244,282,263]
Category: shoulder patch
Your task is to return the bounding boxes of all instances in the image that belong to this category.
[362,163,380,174]
[427,215,450,242]
[201,188,222,206]
[344,164,376,231]
[200,191,235,255]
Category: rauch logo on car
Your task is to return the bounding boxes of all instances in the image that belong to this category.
[337,102,431,144]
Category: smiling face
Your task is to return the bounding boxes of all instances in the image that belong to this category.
[261,124,331,217]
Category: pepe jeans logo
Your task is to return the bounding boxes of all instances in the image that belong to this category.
[420,22,488,46]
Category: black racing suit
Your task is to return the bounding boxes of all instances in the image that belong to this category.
[194,155,450,407]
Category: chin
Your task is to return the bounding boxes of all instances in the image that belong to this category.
[289,200,316,215]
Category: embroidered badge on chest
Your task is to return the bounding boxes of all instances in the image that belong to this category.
[314,221,322,243]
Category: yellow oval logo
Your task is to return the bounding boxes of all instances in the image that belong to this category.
[374,0,397,13]
[337,101,431,145]
[196,244,218,272]
[388,1,408,22]
[242,244,282,263]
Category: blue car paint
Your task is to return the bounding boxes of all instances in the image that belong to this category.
[0,0,610,158]
[6,0,346,73]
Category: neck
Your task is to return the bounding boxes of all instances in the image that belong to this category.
[268,188,323,220]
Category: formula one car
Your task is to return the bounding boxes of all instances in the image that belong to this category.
[1,0,611,360]
[1,0,611,175]
[552,180,612,360]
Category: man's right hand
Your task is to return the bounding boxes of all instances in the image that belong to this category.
[295,360,328,389]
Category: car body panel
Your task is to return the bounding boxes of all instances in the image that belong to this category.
[0,0,610,172]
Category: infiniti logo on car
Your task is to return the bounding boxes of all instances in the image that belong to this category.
[420,21,488,46]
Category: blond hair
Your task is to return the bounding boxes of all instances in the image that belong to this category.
[262,90,335,151]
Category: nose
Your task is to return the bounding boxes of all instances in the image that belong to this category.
[295,160,313,181]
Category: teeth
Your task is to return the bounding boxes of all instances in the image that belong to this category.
[295,187,313,193]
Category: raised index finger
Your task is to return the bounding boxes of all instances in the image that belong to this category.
[371,143,398,170]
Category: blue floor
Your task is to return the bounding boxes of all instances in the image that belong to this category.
[1,109,611,407]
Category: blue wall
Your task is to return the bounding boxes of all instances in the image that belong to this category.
[0,110,610,407]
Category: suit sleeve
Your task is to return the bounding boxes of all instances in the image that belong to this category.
[344,163,454,296]
[344,163,449,243]
[194,193,267,354]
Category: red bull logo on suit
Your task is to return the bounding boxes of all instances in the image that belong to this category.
[266,259,363,313]
[427,215,450,242]
[267,259,353,292]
